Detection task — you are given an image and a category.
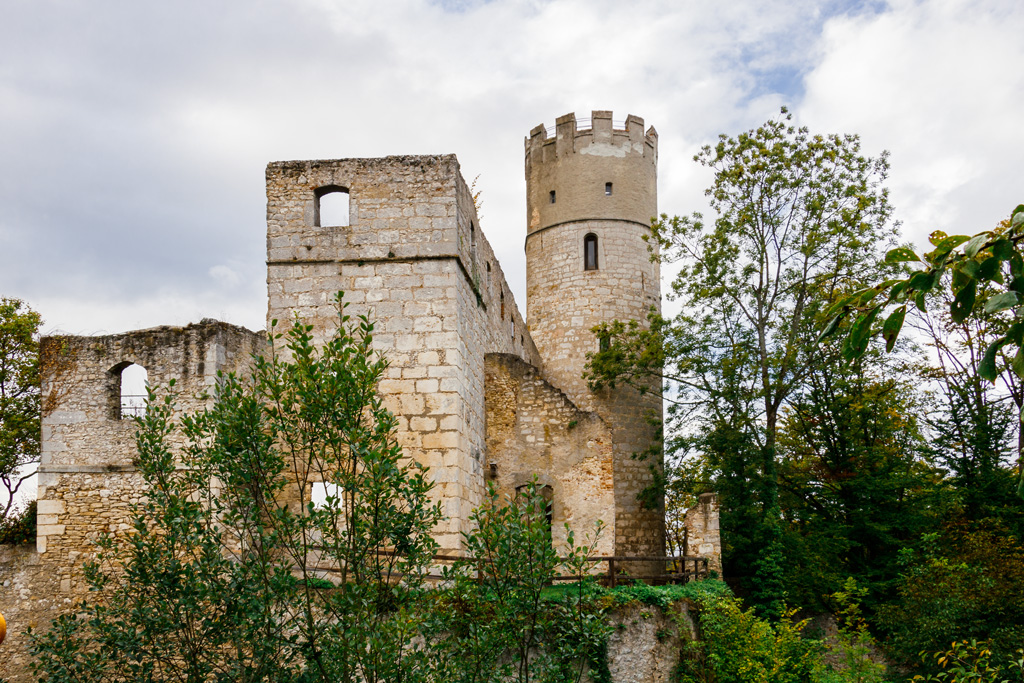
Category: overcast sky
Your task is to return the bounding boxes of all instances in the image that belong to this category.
[1,0,1021,336]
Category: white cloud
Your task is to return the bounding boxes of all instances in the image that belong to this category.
[800,0,1024,247]
[4,0,1017,337]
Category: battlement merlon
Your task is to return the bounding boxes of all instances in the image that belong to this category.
[524,111,658,168]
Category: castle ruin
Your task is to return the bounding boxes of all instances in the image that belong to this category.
[0,112,721,677]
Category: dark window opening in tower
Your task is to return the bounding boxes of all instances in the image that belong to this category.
[599,334,610,353]
[605,182,613,196]
[315,186,350,227]
[549,190,556,204]
[500,291,505,318]
[584,233,599,270]
[118,363,148,419]
[510,313,515,340]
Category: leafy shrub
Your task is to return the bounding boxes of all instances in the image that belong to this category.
[675,587,822,683]
[0,499,35,545]
[877,526,1024,672]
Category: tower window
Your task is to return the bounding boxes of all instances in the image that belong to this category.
[584,233,599,271]
[549,190,556,204]
[605,182,613,196]
[314,186,350,227]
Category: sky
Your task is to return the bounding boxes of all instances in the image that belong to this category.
[1,0,1022,337]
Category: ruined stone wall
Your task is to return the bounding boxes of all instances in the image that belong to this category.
[265,156,538,549]
[0,321,265,678]
[524,112,665,560]
[484,353,615,558]
[684,493,722,577]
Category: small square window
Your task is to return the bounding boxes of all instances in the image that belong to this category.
[605,182,613,196]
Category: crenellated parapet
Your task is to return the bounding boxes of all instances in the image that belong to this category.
[525,111,657,237]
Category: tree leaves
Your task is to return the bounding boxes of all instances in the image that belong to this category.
[984,292,1022,314]
[882,306,906,353]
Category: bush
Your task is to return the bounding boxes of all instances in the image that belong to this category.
[0,499,35,545]
[877,525,1024,673]
[675,588,822,683]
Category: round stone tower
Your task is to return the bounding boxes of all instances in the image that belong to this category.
[524,110,664,560]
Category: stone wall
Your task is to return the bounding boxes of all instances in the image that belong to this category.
[0,321,267,675]
[524,112,665,560]
[265,156,539,549]
[684,493,722,577]
[484,353,615,558]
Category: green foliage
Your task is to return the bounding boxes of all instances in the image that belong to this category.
[823,205,1024,497]
[675,588,822,683]
[913,640,1024,683]
[29,293,442,683]
[823,578,889,683]
[0,297,41,522]
[426,481,610,683]
[0,498,35,544]
[775,360,939,610]
[877,526,1024,674]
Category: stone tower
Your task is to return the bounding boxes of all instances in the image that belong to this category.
[524,110,665,558]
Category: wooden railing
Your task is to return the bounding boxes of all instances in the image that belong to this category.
[305,550,710,587]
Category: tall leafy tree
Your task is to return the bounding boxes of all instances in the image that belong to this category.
[825,204,1024,498]
[588,110,899,614]
[0,297,41,523]
[30,294,442,683]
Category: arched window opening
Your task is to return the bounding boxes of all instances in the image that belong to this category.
[584,233,599,271]
[315,186,350,227]
[549,190,556,204]
[605,182,613,196]
[119,363,148,419]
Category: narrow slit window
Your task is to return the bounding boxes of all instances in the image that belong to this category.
[500,291,505,318]
[549,190,556,204]
[119,363,148,419]
[584,233,599,270]
[315,186,350,227]
[605,182,613,196]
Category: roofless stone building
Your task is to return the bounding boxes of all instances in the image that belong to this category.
[1,112,721,679]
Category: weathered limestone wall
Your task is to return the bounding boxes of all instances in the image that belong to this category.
[0,321,264,679]
[0,544,59,681]
[37,321,264,565]
[684,493,722,577]
[484,353,615,557]
[524,112,665,560]
[265,156,539,549]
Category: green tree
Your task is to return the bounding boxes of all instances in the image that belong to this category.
[914,298,1023,533]
[587,110,900,615]
[775,357,937,608]
[426,482,608,683]
[877,525,1024,675]
[30,293,441,683]
[823,204,1024,497]
[0,297,41,523]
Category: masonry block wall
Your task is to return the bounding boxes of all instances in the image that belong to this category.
[684,493,722,577]
[265,156,538,549]
[35,321,265,590]
[524,111,665,559]
[484,353,615,558]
